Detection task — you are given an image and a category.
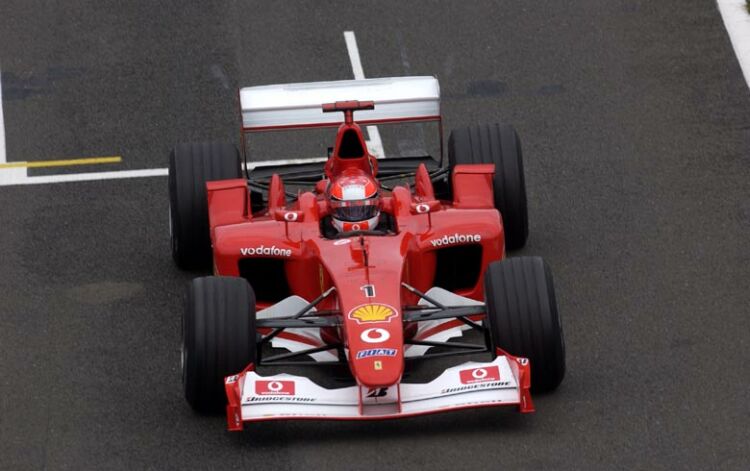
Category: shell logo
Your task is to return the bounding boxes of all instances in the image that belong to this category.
[349,303,397,324]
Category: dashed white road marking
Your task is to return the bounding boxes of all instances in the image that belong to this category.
[717,0,750,89]
[344,31,386,159]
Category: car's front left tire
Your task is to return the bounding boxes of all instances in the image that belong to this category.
[483,256,565,392]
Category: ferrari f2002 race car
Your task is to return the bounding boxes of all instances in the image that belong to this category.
[168,76,565,430]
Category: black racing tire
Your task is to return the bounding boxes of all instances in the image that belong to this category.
[169,142,242,270]
[483,257,565,392]
[448,124,528,250]
[182,276,257,413]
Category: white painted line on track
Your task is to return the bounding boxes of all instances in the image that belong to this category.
[0,167,26,186]
[0,67,7,163]
[344,31,386,159]
[344,31,366,80]
[0,158,335,187]
[12,168,168,185]
[717,0,750,89]
[364,125,384,160]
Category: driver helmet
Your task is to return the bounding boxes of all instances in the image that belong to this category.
[327,169,381,232]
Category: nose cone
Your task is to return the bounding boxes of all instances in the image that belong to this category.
[349,322,404,387]
[319,235,409,388]
[345,302,404,387]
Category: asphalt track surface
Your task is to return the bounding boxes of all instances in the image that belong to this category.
[1,1,749,469]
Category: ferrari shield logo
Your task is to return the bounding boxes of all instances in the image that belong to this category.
[349,303,397,323]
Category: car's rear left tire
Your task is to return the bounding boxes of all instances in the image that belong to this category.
[449,124,528,250]
[483,256,565,392]
[182,276,257,413]
[169,141,242,270]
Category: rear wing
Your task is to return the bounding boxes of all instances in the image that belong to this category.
[239,76,440,131]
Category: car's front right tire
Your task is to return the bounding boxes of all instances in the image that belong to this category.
[183,276,257,413]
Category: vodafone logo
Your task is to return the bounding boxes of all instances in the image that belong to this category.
[473,369,489,379]
[430,233,481,247]
[459,366,500,384]
[360,328,390,344]
[342,221,370,232]
[415,203,430,214]
[284,212,298,222]
[255,380,295,396]
[240,245,292,257]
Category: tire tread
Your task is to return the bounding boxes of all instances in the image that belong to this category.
[448,124,528,249]
[484,257,565,392]
[183,276,256,413]
[169,142,241,270]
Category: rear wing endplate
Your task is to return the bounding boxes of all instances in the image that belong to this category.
[239,76,440,131]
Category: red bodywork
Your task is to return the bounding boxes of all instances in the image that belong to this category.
[207,103,509,424]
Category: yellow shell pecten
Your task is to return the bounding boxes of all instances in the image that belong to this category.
[350,304,396,323]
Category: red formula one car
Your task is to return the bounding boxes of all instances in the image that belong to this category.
[168,76,565,430]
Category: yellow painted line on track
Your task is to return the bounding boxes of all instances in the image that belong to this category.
[0,156,122,169]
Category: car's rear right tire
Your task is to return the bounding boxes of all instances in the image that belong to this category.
[182,276,257,413]
[169,141,242,270]
[483,256,565,392]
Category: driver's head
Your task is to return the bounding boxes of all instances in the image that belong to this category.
[327,169,380,232]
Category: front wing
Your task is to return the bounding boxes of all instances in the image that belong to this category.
[224,353,533,431]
